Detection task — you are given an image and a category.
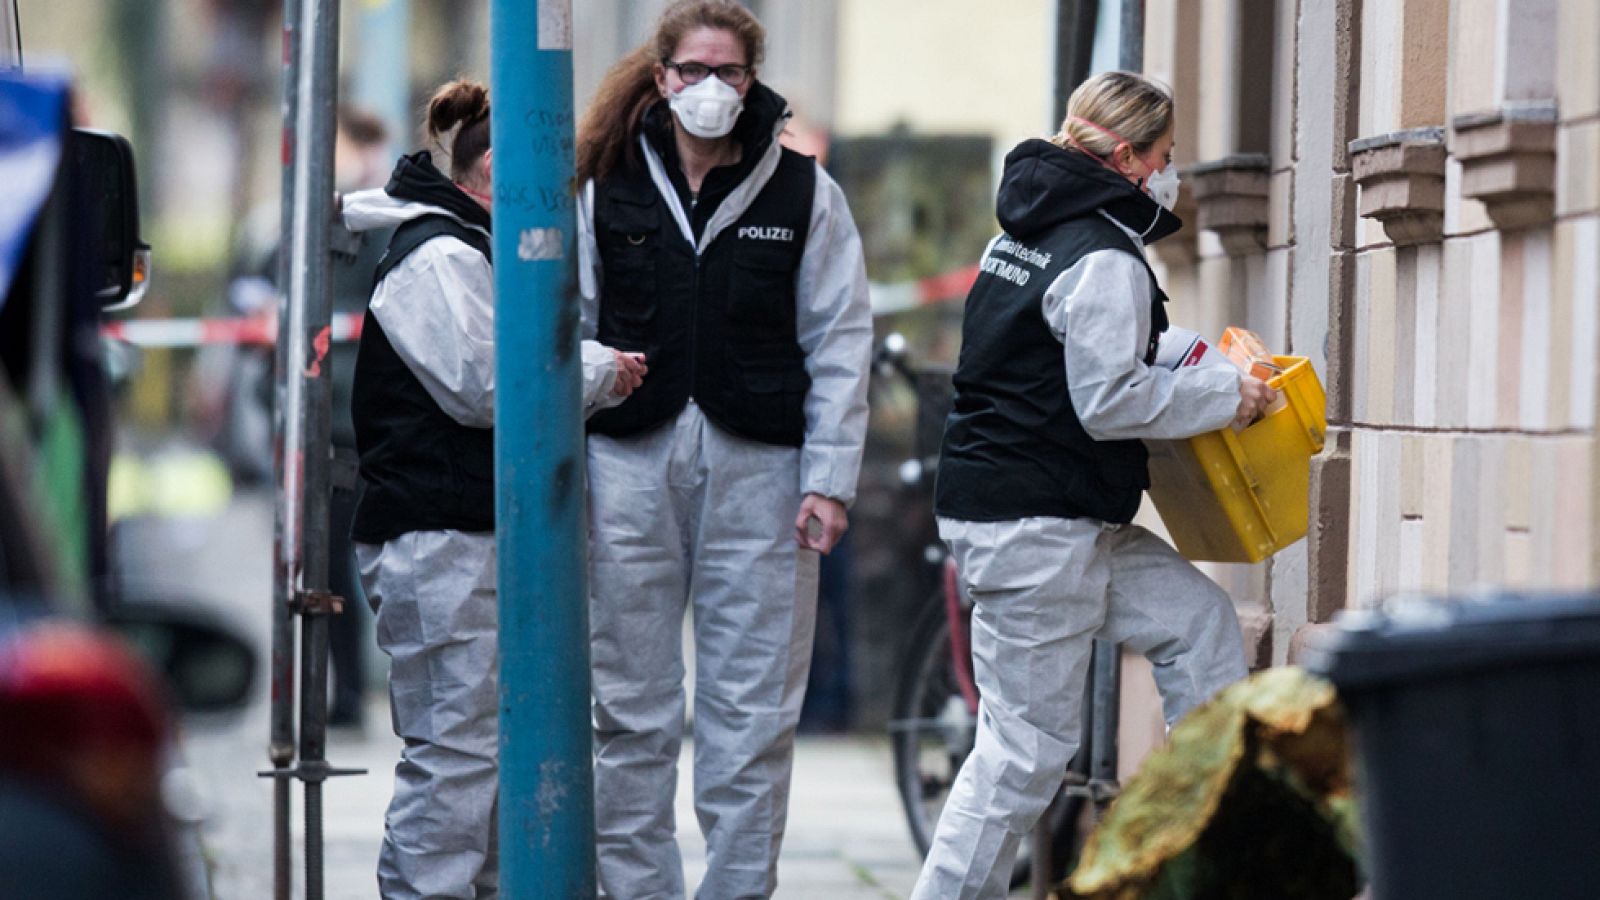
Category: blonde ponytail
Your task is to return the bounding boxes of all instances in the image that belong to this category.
[1050,71,1173,159]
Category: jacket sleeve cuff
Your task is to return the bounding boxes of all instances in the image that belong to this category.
[580,340,621,417]
[801,446,861,507]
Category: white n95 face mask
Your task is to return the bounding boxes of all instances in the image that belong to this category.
[1146,164,1181,211]
[670,76,744,139]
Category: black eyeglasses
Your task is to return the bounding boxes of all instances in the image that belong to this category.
[663,60,751,87]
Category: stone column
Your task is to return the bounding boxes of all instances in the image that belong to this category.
[1294,0,1363,654]
[1144,0,1204,270]
[1348,0,1449,245]
[1555,0,1600,586]
[1450,0,1560,232]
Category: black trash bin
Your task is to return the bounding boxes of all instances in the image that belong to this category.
[1307,593,1600,900]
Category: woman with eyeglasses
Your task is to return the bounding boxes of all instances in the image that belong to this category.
[574,1,872,897]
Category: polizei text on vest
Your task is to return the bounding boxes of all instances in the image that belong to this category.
[739,225,795,242]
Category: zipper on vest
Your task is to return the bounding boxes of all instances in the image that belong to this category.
[688,253,701,397]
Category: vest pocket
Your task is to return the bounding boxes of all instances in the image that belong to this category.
[601,246,658,331]
[743,366,810,394]
[601,194,661,332]
[737,350,810,440]
[728,247,797,330]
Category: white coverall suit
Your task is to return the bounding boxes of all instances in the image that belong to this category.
[343,189,625,900]
[912,215,1250,899]
[576,116,873,899]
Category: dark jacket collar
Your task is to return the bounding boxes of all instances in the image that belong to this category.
[384,151,492,233]
[638,81,791,239]
[996,138,1182,244]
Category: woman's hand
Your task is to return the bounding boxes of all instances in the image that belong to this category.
[612,350,647,397]
[1233,375,1277,429]
[794,493,848,554]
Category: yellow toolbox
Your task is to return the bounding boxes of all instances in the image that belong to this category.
[1145,355,1327,563]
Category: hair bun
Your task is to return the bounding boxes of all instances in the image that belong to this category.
[426,79,490,141]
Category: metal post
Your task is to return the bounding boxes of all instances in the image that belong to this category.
[1030,793,1060,900]
[266,2,303,896]
[1052,0,1099,123]
[489,2,595,895]
[288,1,341,898]
[1111,0,1139,779]
[1089,640,1121,790]
[1090,0,1138,817]
[1118,0,1145,71]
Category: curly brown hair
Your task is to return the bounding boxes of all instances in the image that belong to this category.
[574,0,765,185]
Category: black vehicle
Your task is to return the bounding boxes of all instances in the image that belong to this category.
[0,46,255,900]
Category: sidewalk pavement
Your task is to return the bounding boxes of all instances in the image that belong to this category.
[187,708,925,899]
[156,487,940,897]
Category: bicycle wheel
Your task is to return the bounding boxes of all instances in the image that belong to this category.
[889,595,1087,888]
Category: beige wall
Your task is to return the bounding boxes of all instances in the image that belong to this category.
[828,0,1598,760]
[833,0,1054,147]
[1341,0,1598,605]
[1360,0,1450,136]
[828,0,1597,772]
[1148,0,1598,643]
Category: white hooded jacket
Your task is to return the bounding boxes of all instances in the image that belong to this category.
[343,188,624,428]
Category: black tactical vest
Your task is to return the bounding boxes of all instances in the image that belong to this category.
[586,149,817,446]
[350,215,496,544]
[934,215,1169,525]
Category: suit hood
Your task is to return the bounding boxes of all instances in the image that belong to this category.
[384,150,491,232]
[342,150,493,237]
[996,138,1182,244]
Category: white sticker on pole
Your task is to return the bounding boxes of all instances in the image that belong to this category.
[538,0,572,50]
[519,227,565,261]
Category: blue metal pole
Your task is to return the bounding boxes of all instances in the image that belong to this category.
[489,2,595,897]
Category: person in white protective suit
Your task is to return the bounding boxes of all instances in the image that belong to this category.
[911,71,1279,899]
[573,2,873,896]
[344,79,647,900]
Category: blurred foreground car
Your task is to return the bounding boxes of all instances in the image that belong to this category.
[0,622,185,899]
[1,54,256,899]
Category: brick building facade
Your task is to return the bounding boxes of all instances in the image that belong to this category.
[1106,0,1600,768]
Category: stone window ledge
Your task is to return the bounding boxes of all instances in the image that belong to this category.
[1451,101,1558,231]
[1349,127,1447,246]
[1185,153,1270,257]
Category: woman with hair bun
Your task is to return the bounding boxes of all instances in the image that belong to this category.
[912,70,1273,897]
[575,1,872,896]
[342,79,645,899]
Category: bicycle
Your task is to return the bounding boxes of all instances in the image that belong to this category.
[878,333,1123,894]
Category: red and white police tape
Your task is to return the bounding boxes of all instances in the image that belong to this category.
[868,263,979,315]
[104,262,980,348]
[102,312,365,348]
